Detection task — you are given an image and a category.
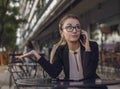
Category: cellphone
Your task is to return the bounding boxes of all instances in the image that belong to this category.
[80,34,86,42]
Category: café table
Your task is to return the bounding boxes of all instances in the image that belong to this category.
[15,78,120,89]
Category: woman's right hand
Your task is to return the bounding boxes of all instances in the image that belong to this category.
[15,55,23,60]
[15,50,41,61]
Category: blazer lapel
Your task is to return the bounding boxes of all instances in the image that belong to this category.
[80,44,85,77]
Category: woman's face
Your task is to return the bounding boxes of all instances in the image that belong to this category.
[61,18,81,43]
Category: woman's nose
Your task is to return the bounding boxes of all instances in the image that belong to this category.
[72,28,77,32]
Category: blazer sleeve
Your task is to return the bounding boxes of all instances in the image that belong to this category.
[37,48,63,78]
[83,41,99,79]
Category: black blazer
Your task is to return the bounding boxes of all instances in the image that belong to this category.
[38,41,99,79]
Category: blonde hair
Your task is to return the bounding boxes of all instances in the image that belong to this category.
[50,37,66,64]
[50,14,80,64]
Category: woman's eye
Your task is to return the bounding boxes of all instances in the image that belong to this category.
[76,26,81,29]
[65,26,72,29]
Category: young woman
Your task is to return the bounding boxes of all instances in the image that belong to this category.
[16,14,99,80]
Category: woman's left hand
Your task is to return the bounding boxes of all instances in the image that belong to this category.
[80,30,91,51]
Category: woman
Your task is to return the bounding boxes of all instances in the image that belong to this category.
[16,14,99,80]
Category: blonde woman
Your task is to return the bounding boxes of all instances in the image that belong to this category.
[16,14,100,81]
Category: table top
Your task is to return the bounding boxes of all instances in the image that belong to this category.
[16,78,120,88]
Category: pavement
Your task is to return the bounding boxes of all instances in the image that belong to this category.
[0,65,120,89]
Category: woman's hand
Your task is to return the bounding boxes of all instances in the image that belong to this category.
[80,30,91,51]
[15,55,23,60]
[15,50,41,61]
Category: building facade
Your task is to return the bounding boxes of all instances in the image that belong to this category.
[17,0,120,64]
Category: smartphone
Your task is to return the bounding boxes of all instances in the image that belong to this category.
[80,34,86,43]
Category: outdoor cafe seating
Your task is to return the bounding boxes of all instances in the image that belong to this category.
[8,56,120,89]
[8,58,41,89]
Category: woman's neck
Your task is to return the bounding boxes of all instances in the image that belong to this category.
[68,41,80,51]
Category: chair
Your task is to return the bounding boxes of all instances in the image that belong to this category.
[8,59,38,89]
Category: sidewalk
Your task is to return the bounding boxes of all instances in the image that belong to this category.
[0,67,10,89]
[0,65,8,72]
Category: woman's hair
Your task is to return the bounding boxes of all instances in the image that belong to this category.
[50,14,80,64]
[59,14,80,31]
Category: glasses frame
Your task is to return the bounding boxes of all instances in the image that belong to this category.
[63,25,81,32]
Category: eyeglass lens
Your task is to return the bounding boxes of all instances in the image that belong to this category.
[64,25,81,32]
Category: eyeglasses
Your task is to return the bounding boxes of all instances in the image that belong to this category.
[63,25,81,32]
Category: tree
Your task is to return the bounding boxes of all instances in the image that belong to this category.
[0,0,26,52]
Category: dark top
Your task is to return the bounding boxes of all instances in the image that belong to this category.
[38,41,99,80]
